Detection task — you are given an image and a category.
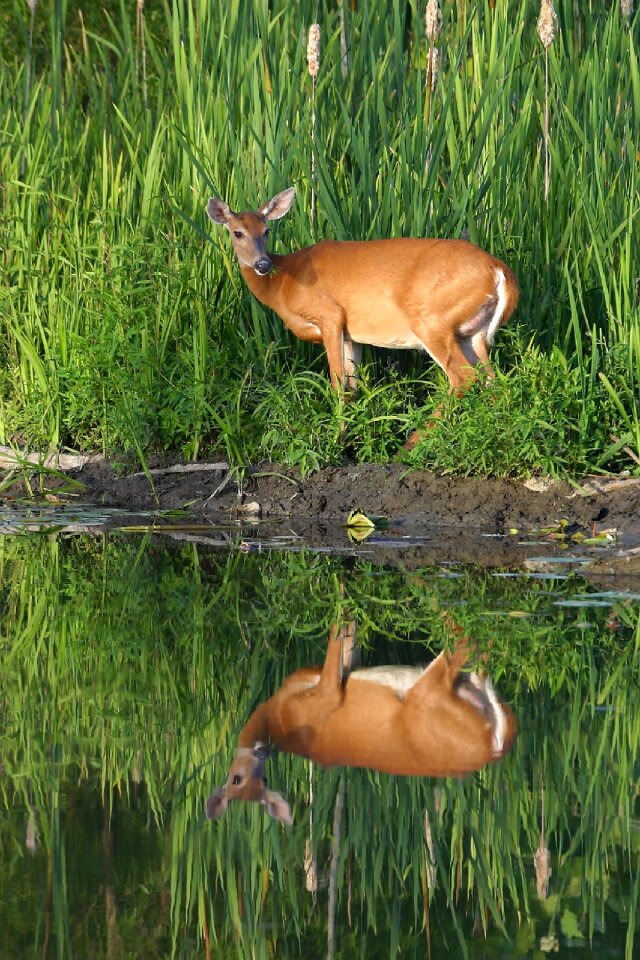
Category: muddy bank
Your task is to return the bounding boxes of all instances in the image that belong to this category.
[51,458,640,565]
[3,451,640,569]
[57,458,637,530]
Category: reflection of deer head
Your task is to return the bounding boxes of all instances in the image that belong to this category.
[206,620,517,824]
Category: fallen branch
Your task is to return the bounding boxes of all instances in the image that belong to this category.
[609,434,640,467]
[0,445,104,471]
[0,446,230,479]
[127,462,230,480]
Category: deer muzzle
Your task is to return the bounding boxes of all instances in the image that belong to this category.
[254,257,272,276]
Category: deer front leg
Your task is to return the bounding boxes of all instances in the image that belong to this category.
[320,318,348,391]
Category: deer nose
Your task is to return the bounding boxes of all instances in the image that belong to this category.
[254,257,272,276]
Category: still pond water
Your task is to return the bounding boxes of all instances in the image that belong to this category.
[0,507,639,959]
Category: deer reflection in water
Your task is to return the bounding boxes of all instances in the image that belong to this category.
[206,618,517,824]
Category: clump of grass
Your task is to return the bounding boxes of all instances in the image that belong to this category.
[405,339,633,478]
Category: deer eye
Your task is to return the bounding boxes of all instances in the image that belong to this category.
[232,775,242,786]
[264,228,270,237]
[233,230,244,239]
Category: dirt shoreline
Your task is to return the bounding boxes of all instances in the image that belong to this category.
[71,459,640,569]
[63,458,640,529]
[3,455,640,571]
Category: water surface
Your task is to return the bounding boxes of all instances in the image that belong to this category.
[0,510,638,958]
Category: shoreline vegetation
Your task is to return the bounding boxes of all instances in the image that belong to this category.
[1,1,639,483]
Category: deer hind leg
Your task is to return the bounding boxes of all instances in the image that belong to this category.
[470,332,494,378]
[278,626,348,744]
[456,330,496,383]
[457,297,504,381]
[402,323,479,448]
[415,324,481,396]
[458,269,514,381]
[335,618,359,676]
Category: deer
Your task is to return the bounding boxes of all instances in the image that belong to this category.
[205,618,517,824]
[206,188,519,445]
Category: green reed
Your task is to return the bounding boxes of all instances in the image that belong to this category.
[0,0,638,474]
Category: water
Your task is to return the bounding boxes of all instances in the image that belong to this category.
[0,508,638,958]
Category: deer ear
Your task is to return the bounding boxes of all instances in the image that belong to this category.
[263,789,293,825]
[206,198,234,225]
[258,187,296,221]
[205,788,229,820]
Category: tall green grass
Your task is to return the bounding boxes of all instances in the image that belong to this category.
[0,0,638,475]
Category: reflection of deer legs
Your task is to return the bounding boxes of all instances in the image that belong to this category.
[316,620,358,693]
[402,617,471,710]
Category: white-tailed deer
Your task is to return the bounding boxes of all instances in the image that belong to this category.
[206,188,519,440]
[206,619,517,823]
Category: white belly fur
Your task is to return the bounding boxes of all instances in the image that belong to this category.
[349,331,424,350]
[349,665,425,698]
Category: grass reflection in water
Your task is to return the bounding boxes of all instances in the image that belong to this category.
[0,532,638,959]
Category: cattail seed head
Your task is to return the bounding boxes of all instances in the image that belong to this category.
[307,24,321,79]
[534,840,551,900]
[537,0,557,49]
[26,0,38,12]
[425,0,442,42]
[621,0,633,23]
[427,47,440,91]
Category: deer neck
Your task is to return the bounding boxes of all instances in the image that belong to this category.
[240,258,286,309]
[237,702,272,751]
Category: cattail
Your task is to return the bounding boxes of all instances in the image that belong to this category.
[534,785,551,900]
[338,0,349,79]
[428,47,440,91]
[621,0,633,24]
[537,0,557,49]
[304,838,318,894]
[424,0,442,127]
[537,0,556,204]
[423,807,437,892]
[534,838,552,899]
[307,24,321,230]
[307,23,320,79]
[25,811,38,853]
[79,9,88,58]
[136,0,148,109]
[22,0,38,177]
[425,0,442,42]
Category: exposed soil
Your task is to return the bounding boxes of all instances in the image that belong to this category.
[16,457,636,571]
[3,453,640,571]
